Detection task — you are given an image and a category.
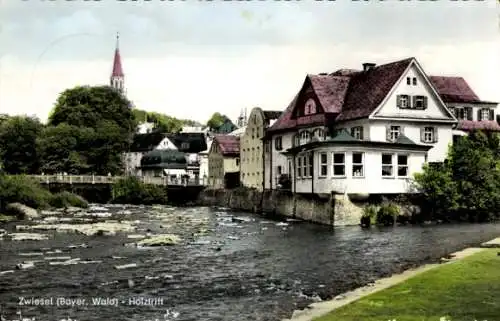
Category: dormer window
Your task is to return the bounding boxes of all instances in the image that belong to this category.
[181,142,190,149]
[304,98,316,115]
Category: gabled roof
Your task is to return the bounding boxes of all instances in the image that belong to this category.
[336,58,413,121]
[212,135,240,156]
[456,120,500,132]
[166,132,207,153]
[428,76,480,104]
[129,132,167,152]
[267,58,414,132]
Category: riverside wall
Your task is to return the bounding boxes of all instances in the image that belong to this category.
[197,188,364,227]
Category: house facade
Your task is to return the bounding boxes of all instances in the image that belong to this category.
[208,135,240,188]
[139,149,188,181]
[264,57,458,195]
[166,132,207,182]
[122,132,177,176]
[240,108,281,190]
[429,76,500,140]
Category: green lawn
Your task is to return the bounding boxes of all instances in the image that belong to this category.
[315,249,500,321]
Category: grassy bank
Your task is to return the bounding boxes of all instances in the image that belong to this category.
[315,249,500,321]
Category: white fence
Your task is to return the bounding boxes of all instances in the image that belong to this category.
[30,175,207,187]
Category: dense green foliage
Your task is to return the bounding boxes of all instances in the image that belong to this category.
[0,175,52,210]
[414,131,500,222]
[0,116,43,174]
[49,191,89,209]
[132,109,199,133]
[111,177,167,205]
[0,174,89,213]
[376,202,400,226]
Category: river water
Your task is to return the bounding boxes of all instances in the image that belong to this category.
[1,204,499,321]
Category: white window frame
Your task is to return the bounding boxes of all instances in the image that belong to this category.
[400,96,408,108]
[481,108,490,121]
[300,131,311,145]
[397,154,409,178]
[414,96,425,109]
[381,153,394,177]
[297,157,302,178]
[352,126,362,139]
[390,126,401,141]
[332,152,346,177]
[352,152,364,177]
[319,152,328,177]
[423,127,434,143]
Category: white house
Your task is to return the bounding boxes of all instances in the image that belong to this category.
[122,132,177,176]
[263,57,462,195]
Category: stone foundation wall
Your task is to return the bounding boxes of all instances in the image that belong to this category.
[197,188,364,227]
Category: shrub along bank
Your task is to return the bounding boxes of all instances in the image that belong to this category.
[0,174,88,219]
[111,176,167,205]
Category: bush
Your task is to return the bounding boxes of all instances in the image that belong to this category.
[361,205,378,227]
[111,177,167,205]
[49,191,88,209]
[376,202,400,226]
[0,174,51,210]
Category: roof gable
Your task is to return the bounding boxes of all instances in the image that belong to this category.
[166,132,208,153]
[130,132,167,152]
[336,58,413,121]
[370,59,456,121]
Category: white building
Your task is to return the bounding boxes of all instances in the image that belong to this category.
[122,132,177,176]
[263,57,497,195]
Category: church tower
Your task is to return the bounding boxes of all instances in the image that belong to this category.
[110,32,125,94]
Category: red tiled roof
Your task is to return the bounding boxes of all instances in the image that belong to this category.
[213,135,240,156]
[268,58,414,132]
[336,58,413,121]
[456,120,500,132]
[112,48,124,77]
[429,76,479,103]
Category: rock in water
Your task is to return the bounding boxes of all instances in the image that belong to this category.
[6,203,39,220]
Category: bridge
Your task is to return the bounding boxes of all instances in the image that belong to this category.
[30,175,208,187]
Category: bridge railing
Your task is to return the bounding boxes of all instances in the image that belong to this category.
[30,175,207,186]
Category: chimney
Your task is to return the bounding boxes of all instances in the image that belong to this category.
[362,63,376,71]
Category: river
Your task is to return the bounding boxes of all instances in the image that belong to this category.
[1,204,499,321]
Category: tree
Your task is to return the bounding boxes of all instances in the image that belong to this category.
[43,85,137,175]
[0,116,43,174]
[206,112,227,130]
[413,130,500,222]
[132,108,201,133]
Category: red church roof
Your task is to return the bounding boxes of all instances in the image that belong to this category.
[112,48,124,77]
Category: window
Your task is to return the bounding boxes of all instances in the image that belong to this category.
[308,153,313,178]
[304,99,317,115]
[397,95,409,109]
[313,128,325,140]
[319,152,328,177]
[423,127,435,143]
[388,125,401,142]
[181,142,190,149]
[264,141,270,153]
[351,126,364,140]
[397,155,408,177]
[479,108,491,121]
[332,153,345,177]
[412,77,417,85]
[381,154,394,177]
[299,131,311,145]
[274,136,282,150]
[352,152,364,177]
[413,96,427,109]
[304,155,310,178]
[236,158,240,166]
[252,128,255,139]
[406,77,411,85]
[297,157,302,178]
[293,134,300,147]
[277,165,282,175]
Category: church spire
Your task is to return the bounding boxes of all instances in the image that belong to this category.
[110,32,125,93]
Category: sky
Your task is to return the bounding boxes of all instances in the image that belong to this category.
[0,1,499,124]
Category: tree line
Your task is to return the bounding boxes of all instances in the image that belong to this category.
[0,85,234,176]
